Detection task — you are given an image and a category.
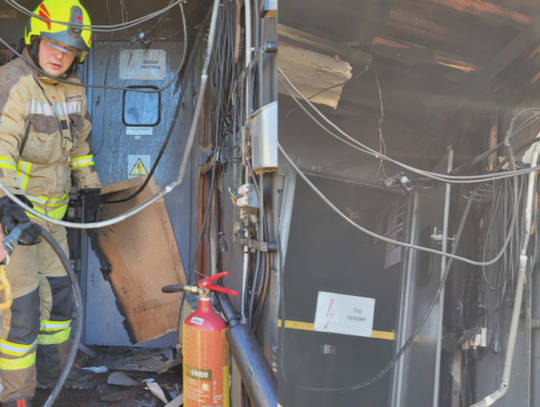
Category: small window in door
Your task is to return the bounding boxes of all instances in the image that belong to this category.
[123,85,161,127]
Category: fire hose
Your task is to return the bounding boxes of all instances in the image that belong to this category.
[0,223,83,407]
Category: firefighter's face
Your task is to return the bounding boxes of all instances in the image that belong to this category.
[39,39,76,77]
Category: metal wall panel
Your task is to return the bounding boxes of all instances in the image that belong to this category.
[84,41,191,347]
[278,176,401,407]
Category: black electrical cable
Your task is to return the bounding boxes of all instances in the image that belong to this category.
[252,199,271,331]
[244,159,272,331]
[482,180,508,291]
[176,0,237,340]
[177,153,219,341]
[471,128,533,372]
[484,172,524,313]
[177,43,224,344]
[243,250,252,319]
[252,251,265,307]
[245,165,262,327]
[248,236,262,326]
[38,226,83,407]
[103,87,184,204]
[252,252,270,331]
[475,172,527,360]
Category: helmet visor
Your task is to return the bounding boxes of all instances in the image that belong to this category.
[40,36,88,59]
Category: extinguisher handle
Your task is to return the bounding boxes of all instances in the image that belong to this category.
[199,271,239,296]
[206,284,240,296]
[199,271,231,286]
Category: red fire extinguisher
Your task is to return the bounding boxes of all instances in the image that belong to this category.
[164,271,239,407]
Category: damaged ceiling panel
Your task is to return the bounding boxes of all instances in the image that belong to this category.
[279,43,353,109]
[279,0,397,45]
[379,2,521,66]
[279,0,540,188]
[494,0,540,17]
[426,0,532,28]
[368,34,480,72]
[279,0,540,134]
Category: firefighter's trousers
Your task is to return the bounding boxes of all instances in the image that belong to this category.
[0,222,73,402]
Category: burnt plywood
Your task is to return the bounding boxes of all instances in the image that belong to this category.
[99,176,187,344]
[279,43,353,109]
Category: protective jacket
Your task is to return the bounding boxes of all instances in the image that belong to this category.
[0,49,100,402]
[0,48,101,220]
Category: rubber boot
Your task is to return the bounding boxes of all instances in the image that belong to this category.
[2,397,33,407]
[36,340,96,390]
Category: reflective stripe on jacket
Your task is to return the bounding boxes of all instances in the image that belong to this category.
[0,49,101,218]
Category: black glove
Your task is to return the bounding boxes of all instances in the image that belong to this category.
[80,188,102,223]
[0,195,41,245]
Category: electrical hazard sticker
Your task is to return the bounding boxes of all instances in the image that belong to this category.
[314,291,375,338]
[127,155,151,179]
[131,160,148,176]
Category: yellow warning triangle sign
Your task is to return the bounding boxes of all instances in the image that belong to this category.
[130,158,148,176]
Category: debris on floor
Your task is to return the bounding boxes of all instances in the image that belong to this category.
[164,393,184,407]
[33,346,182,407]
[143,378,169,404]
[107,371,139,387]
[83,366,109,374]
[100,389,141,403]
[100,347,175,372]
[158,357,183,374]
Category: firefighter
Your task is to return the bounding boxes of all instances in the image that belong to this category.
[0,1,102,405]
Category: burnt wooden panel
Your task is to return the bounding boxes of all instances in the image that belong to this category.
[99,176,187,344]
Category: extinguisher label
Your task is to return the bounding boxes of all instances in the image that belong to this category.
[183,322,230,406]
[185,364,213,381]
[191,317,205,325]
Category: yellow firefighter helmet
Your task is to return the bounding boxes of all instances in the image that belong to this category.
[24,0,93,61]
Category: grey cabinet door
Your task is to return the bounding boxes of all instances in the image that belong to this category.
[83,42,192,347]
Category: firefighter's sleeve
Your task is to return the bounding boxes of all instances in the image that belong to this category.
[72,111,102,190]
[0,83,26,199]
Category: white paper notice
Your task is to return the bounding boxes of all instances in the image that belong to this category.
[314,291,375,338]
[119,49,166,81]
[126,127,154,136]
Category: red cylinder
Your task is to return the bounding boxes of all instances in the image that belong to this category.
[183,297,230,407]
